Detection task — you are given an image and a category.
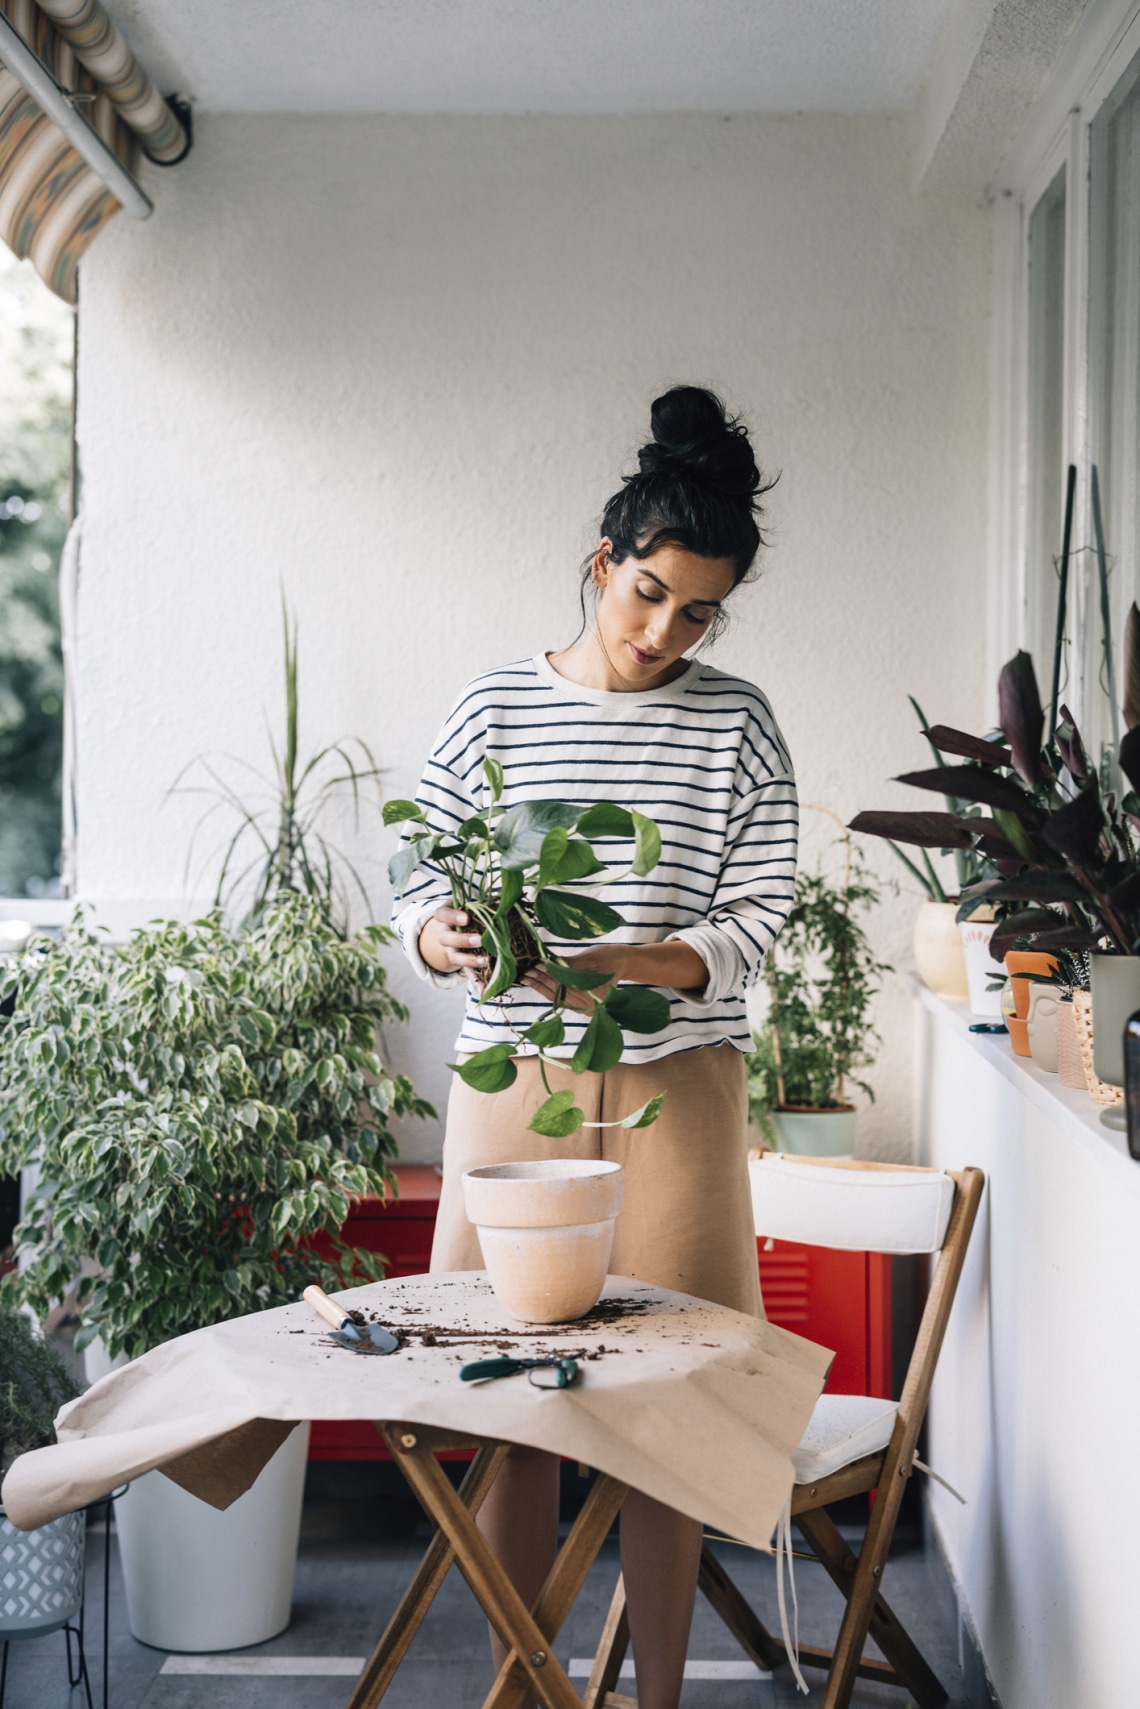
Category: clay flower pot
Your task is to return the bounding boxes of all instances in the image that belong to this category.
[1004,951,1059,1057]
[462,1160,624,1324]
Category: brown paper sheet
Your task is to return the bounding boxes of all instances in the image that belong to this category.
[1,1274,832,1549]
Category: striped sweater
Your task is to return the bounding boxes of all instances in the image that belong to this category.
[392,652,798,1062]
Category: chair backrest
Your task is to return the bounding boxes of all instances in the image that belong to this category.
[749,1154,956,1255]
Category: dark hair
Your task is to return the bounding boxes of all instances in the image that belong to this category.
[599,386,774,590]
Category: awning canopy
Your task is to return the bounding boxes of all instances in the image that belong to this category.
[0,0,188,303]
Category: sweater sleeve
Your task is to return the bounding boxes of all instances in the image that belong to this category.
[668,773,799,1007]
[390,713,485,989]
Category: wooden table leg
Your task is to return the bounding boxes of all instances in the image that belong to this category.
[382,1426,583,1709]
[582,1573,629,1709]
[343,1440,511,1709]
[483,1469,628,1709]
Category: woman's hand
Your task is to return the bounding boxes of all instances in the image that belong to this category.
[521,946,627,1013]
[521,939,708,1012]
[419,907,488,981]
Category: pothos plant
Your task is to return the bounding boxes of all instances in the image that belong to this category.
[384,759,672,1136]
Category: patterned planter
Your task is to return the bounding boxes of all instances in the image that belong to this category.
[0,1505,85,1639]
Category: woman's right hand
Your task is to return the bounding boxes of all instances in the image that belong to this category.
[418,907,488,980]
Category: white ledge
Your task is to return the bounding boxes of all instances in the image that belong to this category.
[908,976,1140,1199]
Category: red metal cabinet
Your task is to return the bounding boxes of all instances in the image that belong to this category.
[308,1168,892,1460]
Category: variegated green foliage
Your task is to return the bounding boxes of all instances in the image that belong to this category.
[0,895,433,1359]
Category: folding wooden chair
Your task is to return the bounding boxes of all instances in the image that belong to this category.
[584,1156,984,1709]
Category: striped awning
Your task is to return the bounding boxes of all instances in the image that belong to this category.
[0,0,188,303]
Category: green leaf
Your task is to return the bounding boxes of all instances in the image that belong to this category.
[630,810,662,877]
[541,960,613,991]
[527,1090,585,1137]
[537,827,570,888]
[535,889,623,941]
[524,1016,565,1049]
[382,799,426,827]
[576,803,634,839]
[496,868,524,916]
[480,918,518,1003]
[621,1091,666,1129]
[449,1046,519,1093]
[543,838,606,885]
[483,757,504,802]
[494,800,581,869]
[388,834,440,896]
[604,985,671,1034]
[571,1006,624,1074]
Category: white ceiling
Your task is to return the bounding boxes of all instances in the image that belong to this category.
[110,0,961,115]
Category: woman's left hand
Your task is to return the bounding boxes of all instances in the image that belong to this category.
[521,946,628,1013]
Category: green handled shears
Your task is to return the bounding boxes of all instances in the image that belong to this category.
[459,1355,580,1390]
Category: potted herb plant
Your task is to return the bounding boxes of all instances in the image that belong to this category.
[852,628,1140,1087]
[0,894,432,1651]
[0,1305,87,1690]
[746,849,889,1157]
[386,763,672,1135]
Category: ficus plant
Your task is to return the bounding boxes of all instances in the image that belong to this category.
[385,760,672,1135]
[851,614,1140,963]
[0,895,434,1359]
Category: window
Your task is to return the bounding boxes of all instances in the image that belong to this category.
[1026,165,1067,688]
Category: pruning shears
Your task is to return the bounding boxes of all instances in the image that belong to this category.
[459,1355,580,1390]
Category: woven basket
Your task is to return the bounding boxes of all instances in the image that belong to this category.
[1056,999,1088,1091]
[1072,990,1123,1106]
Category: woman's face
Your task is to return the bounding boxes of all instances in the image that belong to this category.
[592,539,736,687]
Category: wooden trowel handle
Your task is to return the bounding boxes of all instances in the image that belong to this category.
[303,1284,347,1331]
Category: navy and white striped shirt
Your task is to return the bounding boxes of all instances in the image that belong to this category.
[393,652,798,1063]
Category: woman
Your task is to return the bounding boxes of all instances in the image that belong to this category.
[393,385,797,1709]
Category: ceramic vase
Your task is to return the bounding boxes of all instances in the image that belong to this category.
[462,1160,624,1323]
[1056,999,1088,1090]
[959,918,1002,1016]
[1089,954,1140,1087]
[1025,984,1060,1073]
[1005,951,1059,1059]
[913,901,969,1000]
[769,1105,856,1158]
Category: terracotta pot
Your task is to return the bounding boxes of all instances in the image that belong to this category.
[1004,951,1059,1057]
[959,917,1001,1017]
[913,901,969,1000]
[1026,984,1060,1073]
[462,1160,624,1324]
[1089,954,1140,1088]
[1056,999,1088,1090]
[769,1105,856,1158]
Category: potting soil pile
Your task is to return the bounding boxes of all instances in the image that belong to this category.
[0,1274,832,1550]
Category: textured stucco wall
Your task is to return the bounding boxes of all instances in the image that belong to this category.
[75,113,991,1161]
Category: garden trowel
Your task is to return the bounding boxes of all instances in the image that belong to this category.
[302,1284,400,1354]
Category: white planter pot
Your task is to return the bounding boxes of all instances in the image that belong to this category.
[0,1506,85,1638]
[913,901,969,1000]
[769,1106,856,1158]
[1026,985,1060,1074]
[463,1160,624,1324]
[959,918,1002,1016]
[115,1421,310,1652]
[1090,953,1140,1088]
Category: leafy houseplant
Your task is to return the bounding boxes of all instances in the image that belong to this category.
[0,1305,77,1477]
[747,854,889,1152]
[0,894,433,1360]
[176,602,383,934]
[385,761,672,1136]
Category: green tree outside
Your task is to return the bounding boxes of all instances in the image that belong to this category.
[0,244,72,896]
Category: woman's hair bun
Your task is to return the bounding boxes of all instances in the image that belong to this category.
[637,386,760,501]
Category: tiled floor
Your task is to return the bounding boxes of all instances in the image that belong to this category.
[2,1478,972,1709]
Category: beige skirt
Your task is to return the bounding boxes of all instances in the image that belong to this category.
[431,1042,763,1318]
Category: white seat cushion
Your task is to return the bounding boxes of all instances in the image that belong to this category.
[750,1155,955,1254]
[792,1393,899,1484]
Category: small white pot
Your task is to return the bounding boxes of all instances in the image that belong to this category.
[0,1507,85,1638]
[1026,984,1060,1074]
[959,918,1002,1016]
[115,1420,309,1652]
[463,1160,624,1324]
[769,1106,856,1158]
[913,901,969,1000]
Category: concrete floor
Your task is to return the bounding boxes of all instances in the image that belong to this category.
[1,1472,973,1709]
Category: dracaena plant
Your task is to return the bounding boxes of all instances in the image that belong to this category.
[384,760,671,1135]
[851,609,1140,964]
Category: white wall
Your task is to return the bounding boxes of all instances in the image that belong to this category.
[917,991,1140,1709]
[75,112,991,1160]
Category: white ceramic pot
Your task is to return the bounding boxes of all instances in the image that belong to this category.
[1090,954,1140,1088]
[1026,984,1060,1074]
[959,918,1002,1016]
[769,1106,856,1158]
[0,1506,85,1639]
[115,1420,310,1652]
[462,1160,624,1324]
[913,901,969,1000]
